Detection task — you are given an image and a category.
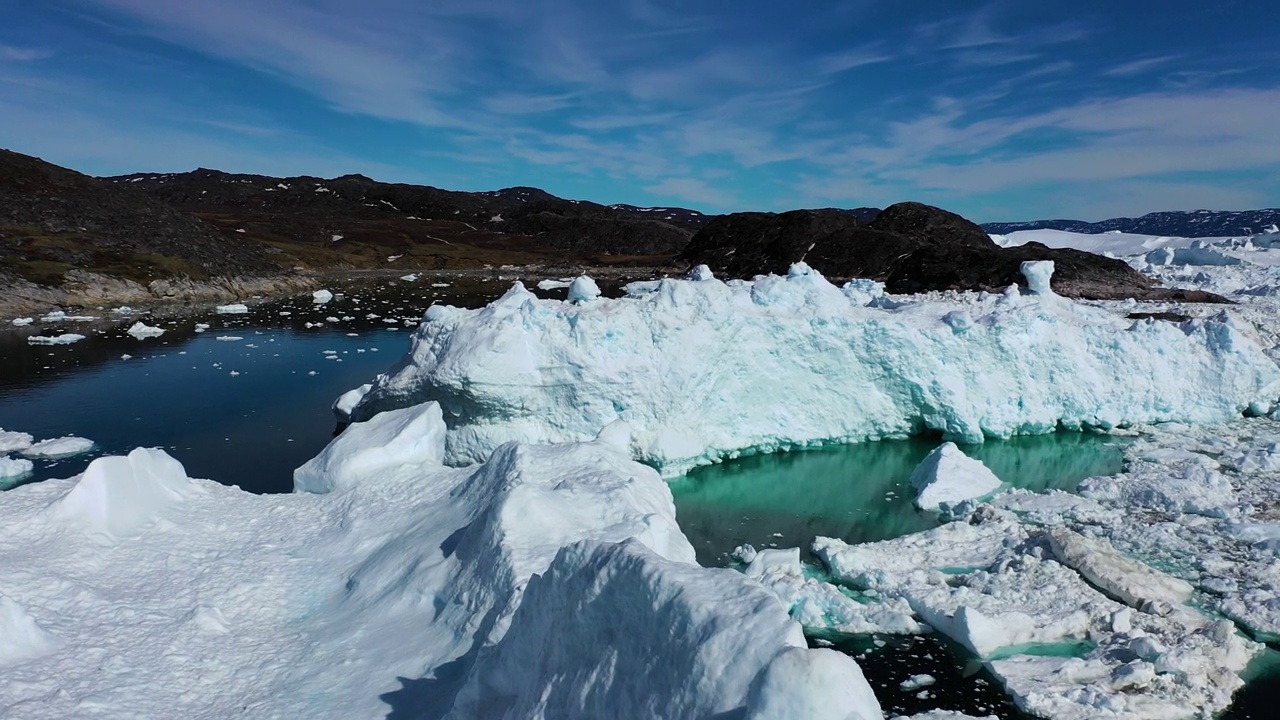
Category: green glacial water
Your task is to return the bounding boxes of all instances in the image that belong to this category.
[670,432,1129,565]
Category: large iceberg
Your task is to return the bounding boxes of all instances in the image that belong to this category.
[345,263,1280,476]
[0,402,878,719]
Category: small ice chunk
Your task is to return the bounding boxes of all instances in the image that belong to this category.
[399,274,419,282]
[899,674,936,691]
[12,317,34,326]
[313,289,334,303]
[22,436,95,459]
[1020,260,1055,296]
[126,321,166,338]
[215,304,248,314]
[215,336,243,342]
[567,276,601,303]
[686,264,714,281]
[332,383,372,422]
[537,279,572,290]
[0,455,34,480]
[910,442,1003,511]
[194,323,210,332]
[0,429,34,454]
[27,334,86,345]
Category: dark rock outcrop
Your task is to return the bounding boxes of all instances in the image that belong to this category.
[0,149,278,285]
[679,201,1161,300]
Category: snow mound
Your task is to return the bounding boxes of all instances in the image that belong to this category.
[910,442,1003,511]
[346,267,1280,476]
[0,593,55,664]
[22,436,94,459]
[447,540,881,720]
[27,334,85,345]
[0,455,34,481]
[294,402,446,493]
[126,321,165,339]
[215,303,248,314]
[567,275,600,303]
[0,429,33,454]
[52,448,199,539]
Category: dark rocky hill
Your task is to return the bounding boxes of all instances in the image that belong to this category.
[679,202,1176,300]
[111,169,697,256]
[0,149,278,285]
[983,209,1280,238]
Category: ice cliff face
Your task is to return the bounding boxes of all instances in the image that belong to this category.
[347,263,1280,476]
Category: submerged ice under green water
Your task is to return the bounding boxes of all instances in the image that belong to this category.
[670,432,1128,565]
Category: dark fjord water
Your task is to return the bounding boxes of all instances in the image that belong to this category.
[1,277,1274,718]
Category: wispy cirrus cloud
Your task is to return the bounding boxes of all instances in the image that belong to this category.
[0,44,53,61]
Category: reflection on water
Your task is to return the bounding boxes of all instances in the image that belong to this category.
[670,432,1128,565]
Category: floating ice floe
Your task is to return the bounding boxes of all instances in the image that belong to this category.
[21,436,94,459]
[343,263,1280,476]
[0,429,34,454]
[313,289,334,303]
[39,311,97,322]
[126,321,165,339]
[536,278,572,290]
[215,304,248,314]
[26,334,85,345]
[399,274,418,282]
[0,404,880,719]
[0,456,34,482]
[910,442,1003,511]
[11,317,33,326]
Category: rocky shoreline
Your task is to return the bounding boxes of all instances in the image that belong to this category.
[0,263,671,324]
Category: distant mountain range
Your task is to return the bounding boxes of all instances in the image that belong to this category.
[1,147,1269,307]
[981,209,1280,238]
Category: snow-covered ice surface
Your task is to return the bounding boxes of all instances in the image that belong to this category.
[345,262,1280,476]
[0,403,880,719]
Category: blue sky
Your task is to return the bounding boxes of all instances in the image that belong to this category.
[1,1,1278,221]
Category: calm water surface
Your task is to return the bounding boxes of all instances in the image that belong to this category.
[1,277,1274,717]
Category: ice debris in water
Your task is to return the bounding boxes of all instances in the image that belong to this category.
[215,304,248,314]
[313,289,334,303]
[126,322,165,339]
[27,334,86,345]
[12,317,33,326]
[342,264,1280,476]
[910,442,1003,511]
[0,402,880,719]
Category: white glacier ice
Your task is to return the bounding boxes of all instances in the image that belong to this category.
[0,429,33,454]
[125,321,165,338]
[0,593,55,665]
[909,442,1003,511]
[344,263,1280,476]
[215,303,248,314]
[313,289,334,303]
[26,333,85,345]
[0,403,877,719]
[21,436,94,459]
[0,455,34,481]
